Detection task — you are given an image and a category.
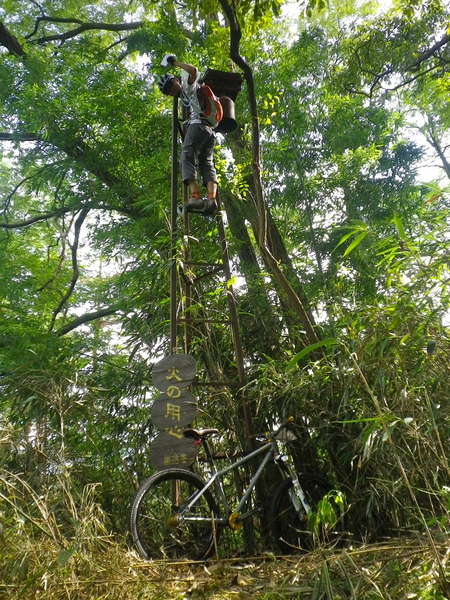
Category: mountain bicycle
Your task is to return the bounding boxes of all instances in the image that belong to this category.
[128,419,343,560]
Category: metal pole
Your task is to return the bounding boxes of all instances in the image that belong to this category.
[215,192,254,442]
[169,96,179,354]
[183,191,193,355]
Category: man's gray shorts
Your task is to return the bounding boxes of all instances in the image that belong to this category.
[180,122,217,186]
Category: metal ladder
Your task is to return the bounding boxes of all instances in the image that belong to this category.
[168,97,253,439]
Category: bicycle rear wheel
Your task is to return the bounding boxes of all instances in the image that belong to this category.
[269,475,343,553]
[128,469,220,560]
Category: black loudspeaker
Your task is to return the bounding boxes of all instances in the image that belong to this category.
[216,96,238,133]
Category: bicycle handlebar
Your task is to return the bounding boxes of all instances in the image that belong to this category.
[275,416,295,435]
[250,417,295,441]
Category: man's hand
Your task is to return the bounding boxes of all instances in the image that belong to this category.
[161,54,177,67]
[160,55,197,84]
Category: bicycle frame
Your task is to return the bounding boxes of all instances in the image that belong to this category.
[176,435,309,528]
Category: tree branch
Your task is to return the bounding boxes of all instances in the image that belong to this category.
[0,20,25,56]
[25,16,84,40]
[424,116,450,180]
[1,128,147,223]
[32,21,143,46]
[49,207,89,332]
[1,15,195,58]
[406,33,450,72]
[0,129,138,206]
[0,207,75,229]
[0,133,41,142]
[0,18,143,55]
[56,305,122,336]
[37,220,69,293]
[217,0,319,347]
[348,32,450,96]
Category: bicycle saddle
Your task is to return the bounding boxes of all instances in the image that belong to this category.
[183,428,219,440]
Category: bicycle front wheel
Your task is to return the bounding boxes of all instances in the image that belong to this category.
[128,469,220,560]
[269,475,343,553]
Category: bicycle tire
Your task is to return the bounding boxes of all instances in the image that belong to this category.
[269,475,343,553]
[128,468,220,560]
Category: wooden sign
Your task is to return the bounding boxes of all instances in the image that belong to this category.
[152,354,196,392]
[150,431,198,471]
[151,390,198,429]
[150,353,199,471]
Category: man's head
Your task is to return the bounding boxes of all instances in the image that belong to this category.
[158,74,181,96]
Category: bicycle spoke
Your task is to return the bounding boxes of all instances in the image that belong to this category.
[128,469,220,560]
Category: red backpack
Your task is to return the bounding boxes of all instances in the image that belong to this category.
[197,84,223,129]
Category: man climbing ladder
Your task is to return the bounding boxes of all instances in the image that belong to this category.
[158,55,219,215]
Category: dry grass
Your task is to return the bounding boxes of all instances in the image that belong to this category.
[1,536,450,599]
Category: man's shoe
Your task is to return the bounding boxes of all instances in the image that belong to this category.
[185,197,206,212]
[202,198,218,215]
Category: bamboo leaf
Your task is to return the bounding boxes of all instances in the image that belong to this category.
[335,230,358,249]
[285,338,337,372]
[334,220,368,251]
[393,214,407,241]
[342,231,368,256]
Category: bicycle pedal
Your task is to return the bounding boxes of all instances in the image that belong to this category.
[228,512,243,530]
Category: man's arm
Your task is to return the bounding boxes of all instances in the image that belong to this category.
[172,60,197,85]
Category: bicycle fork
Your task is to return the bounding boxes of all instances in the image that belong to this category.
[278,454,311,518]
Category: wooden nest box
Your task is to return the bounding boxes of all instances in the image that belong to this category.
[201,69,243,133]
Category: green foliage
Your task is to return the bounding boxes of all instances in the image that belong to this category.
[309,490,344,535]
[1,0,450,583]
